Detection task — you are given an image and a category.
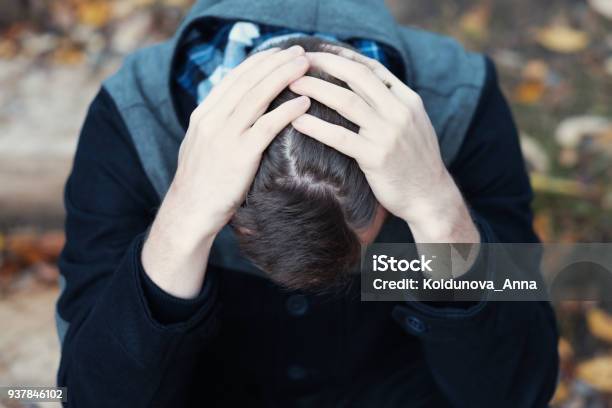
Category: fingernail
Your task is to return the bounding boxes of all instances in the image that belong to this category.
[292,116,305,126]
[296,96,309,105]
[289,45,304,55]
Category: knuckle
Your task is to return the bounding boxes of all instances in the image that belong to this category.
[355,63,372,78]
[253,116,275,135]
[372,59,385,71]
[189,106,203,125]
[408,92,424,108]
[344,92,362,109]
[394,107,413,127]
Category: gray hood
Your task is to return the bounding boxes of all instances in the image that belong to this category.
[104,0,485,199]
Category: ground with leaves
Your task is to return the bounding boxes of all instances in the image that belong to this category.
[0,1,611,407]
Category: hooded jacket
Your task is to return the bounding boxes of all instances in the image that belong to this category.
[56,0,558,406]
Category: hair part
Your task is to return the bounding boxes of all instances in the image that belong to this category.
[231,37,378,292]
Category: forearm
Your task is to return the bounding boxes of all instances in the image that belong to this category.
[142,182,219,299]
[58,88,221,406]
[403,170,481,278]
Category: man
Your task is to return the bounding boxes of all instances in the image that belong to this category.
[56,0,558,406]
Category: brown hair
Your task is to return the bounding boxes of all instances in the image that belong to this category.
[231,37,378,291]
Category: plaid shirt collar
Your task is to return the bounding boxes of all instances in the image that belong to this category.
[176,21,392,103]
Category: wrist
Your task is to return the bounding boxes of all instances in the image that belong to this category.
[141,183,219,299]
[160,180,223,249]
[402,172,480,243]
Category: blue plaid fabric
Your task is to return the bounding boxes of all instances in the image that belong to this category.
[176,21,391,103]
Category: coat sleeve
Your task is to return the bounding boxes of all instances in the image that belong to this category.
[56,88,219,407]
[392,58,559,408]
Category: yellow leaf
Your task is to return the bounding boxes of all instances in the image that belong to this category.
[533,213,552,242]
[555,115,611,148]
[514,81,545,104]
[460,2,491,40]
[522,60,549,82]
[576,355,612,392]
[558,337,574,362]
[550,381,569,405]
[0,38,18,59]
[587,308,612,343]
[52,42,85,65]
[77,1,111,28]
[530,173,603,198]
[520,133,550,173]
[536,24,589,53]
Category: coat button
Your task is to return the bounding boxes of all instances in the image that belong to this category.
[405,316,427,333]
[287,364,307,381]
[286,294,308,316]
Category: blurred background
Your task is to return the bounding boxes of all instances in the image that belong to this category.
[0,0,610,406]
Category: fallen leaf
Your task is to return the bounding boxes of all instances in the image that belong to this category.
[576,355,612,392]
[52,41,84,65]
[111,13,153,54]
[6,233,45,264]
[591,126,612,158]
[0,261,21,291]
[559,337,574,362]
[533,213,552,242]
[558,147,578,168]
[161,0,194,7]
[555,115,611,148]
[550,381,570,405]
[522,59,549,82]
[530,173,603,199]
[460,1,491,40]
[514,81,545,104]
[38,231,65,259]
[536,24,590,53]
[31,261,59,284]
[520,133,550,172]
[4,231,64,266]
[492,49,524,71]
[587,308,612,343]
[76,1,112,28]
[0,38,19,59]
[589,0,612,20]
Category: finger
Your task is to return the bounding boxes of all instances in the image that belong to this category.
[231,56,310,129]
[247,96,311,151]
[213,45,306,117]
[289,76,378,128]
[322,46,421,107]
[291,113,368,160]
[305,52,393,110]
[200,47,280,109]
[325,45,395,85]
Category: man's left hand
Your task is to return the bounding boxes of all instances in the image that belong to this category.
[289,48,480,244]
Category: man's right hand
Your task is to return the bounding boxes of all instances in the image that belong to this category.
[142,45,310,299]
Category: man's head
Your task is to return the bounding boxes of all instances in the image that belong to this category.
[231,37,386,291]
